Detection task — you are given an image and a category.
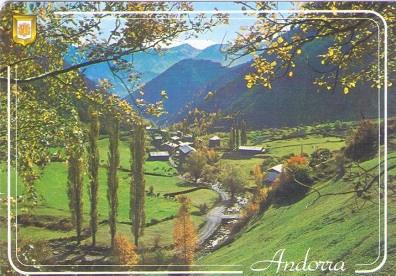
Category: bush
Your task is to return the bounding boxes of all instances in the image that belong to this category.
[310,148,332,168]
[275,155,313,199]
[344,120,378,161]
[199,203,208,215]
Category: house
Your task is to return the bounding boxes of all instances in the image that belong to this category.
[209,136,221,148]
[179,144,196,156]
[160,142,179,155]
[153,136,163,148]
[179,144,196,165]
[170,136,181,143]
[148,151,170,161]
[238,146,264,155]
[182,134,194,143]
[146,125,160,134]
[267,164,283,182]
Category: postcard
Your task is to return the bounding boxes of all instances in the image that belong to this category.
[0,1,394,275]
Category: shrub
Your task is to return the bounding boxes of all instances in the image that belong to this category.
[199,203,208,215]
[344,120,378,162]
[276,155,313,198]
[310,148,332,168]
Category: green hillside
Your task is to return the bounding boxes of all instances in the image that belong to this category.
[198,150,396,274]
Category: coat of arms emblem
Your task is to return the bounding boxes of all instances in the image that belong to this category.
[12,15,37,46]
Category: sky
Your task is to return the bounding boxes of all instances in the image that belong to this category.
[171,1,295,49]
[54,1,295,50]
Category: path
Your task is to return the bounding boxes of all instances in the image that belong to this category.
[198,185,229,245]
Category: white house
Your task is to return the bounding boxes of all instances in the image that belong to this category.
[267,164,283,182]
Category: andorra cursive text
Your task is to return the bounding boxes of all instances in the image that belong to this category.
[250,248,346,273]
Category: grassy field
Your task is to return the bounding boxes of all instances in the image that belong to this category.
[0,137,219,249]
[198,149,396,274]
[219,133,346,187]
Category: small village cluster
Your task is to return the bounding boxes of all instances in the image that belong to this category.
[146,125,284,184]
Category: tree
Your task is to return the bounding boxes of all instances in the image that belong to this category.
[1,3,228,85]
[112,234,138,266]
[227,2,394,93]
[0,2,227,202]
[107,116,120,249]
[65,128,84,245]
[181,151,208,184]
[276,155,312,198]
[173,196,197,267]
[253,164,264,187]
[344,120,378,162]
[235,121,240,149]
[241,119,247,146]
[229,126,235,150]
[87,107,100,246]
[220,164,248,201]
[130,119,146,247]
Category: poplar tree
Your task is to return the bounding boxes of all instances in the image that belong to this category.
[130,119,146,247]
[107,117,120,249]
[241,120,247,146]
[229,126,235,150]
[235,122,240,149]
[87,107,100,246]
[66,128,84,245]
[173,196,197,267]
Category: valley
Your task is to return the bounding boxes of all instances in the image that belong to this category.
[1,2,394,274]
[2,117,394,273]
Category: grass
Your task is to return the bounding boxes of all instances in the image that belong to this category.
[0,136,218,250]
[198,150,396,274]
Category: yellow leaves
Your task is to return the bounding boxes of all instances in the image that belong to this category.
[270,61,277,67]
[344,87,349,94]
[288,71,293,77]
[296,49,302,55]
[160,90,168,99]
[328,48,334,57]
[139,91,144,95]
[277,36,284,44]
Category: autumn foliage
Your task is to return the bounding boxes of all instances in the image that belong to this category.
[173,196,197,266]
[112,234,138,266]
[275,155,312,199]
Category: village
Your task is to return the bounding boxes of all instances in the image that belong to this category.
[144,124,287,250]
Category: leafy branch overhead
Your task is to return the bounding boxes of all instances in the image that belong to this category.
[227,2,394,93]
[0,2,228,194]
[0,2,228,84]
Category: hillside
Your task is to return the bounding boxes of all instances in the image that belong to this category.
[122,37,387,129]
[126,59,232,125]
[198,150,396,274]
[195,37,383,129]
[65,44,241,97]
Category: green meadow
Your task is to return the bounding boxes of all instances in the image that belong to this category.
[0,136,219,249]
[198,148,396,274]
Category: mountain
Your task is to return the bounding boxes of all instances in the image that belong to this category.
[125,59,232,125]
[173,38,386,129]
[195,44,252,66]
[64,44,202,97]
[131,44,202,74]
